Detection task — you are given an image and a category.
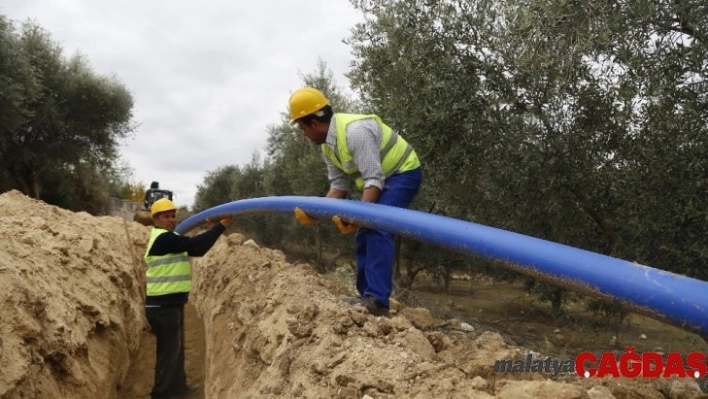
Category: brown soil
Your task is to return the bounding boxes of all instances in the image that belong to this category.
[0,190,705,399]
[412,277,708,359]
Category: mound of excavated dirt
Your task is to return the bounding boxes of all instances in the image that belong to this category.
[192,238,704,399]
[0,190,149,398]
[0,190,704,399]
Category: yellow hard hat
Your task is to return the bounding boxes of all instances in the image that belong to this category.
[288,87,330,123]
[150,198,178,217]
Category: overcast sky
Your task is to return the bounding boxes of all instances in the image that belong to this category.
[1,1,363,207]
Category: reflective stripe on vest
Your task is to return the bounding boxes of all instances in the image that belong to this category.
[144,228,191,296]
[322,113,421,191]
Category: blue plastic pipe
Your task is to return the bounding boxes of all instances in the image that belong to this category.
[176,196,708,336]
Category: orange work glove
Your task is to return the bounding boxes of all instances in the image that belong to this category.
[294,207,317,226]
[332,215,359,234]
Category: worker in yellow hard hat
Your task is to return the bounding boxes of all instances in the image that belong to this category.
[289,87,423,316]
[143,198,231,398]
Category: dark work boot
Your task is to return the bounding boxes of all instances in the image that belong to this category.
[360,296,389,316]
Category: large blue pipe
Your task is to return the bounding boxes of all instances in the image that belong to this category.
[177,196,708,336]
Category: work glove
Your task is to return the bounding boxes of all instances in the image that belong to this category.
[332,215,359,234]
[294,207,317,226]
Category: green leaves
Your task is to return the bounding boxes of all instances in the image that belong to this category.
[194,63,358,267]
[345,0,708,281]
[0,17,135,212]
[191,0,708,284]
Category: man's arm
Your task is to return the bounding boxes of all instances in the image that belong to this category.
[327,188,348,199]
[323,154,350,197]
[148,224,226,257]
[361,186,381,203]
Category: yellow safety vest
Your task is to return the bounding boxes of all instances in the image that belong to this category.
[322,113,420,191]
[144,228,191,296]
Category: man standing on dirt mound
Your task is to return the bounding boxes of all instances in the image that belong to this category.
[289,87,423,316]
[144,198,231,399]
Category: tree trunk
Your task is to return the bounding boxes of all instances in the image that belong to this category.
[31,171,41,199]
[394,236,402,280]
[550,290,564,318]
[397,202,436,288]
[315,227,325,273]
[324,249,343,272]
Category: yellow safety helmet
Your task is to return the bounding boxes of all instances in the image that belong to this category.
[150,198,178,217]
[288,87,330,123]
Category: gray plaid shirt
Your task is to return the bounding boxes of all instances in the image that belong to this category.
[323,114,386,192]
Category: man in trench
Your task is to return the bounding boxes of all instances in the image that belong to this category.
[144,198,231,398]
[289,87,423,316]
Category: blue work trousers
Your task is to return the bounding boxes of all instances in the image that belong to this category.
[356,167,422,307]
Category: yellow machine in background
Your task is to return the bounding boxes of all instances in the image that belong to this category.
[133,181,174,226]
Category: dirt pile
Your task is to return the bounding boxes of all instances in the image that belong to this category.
[0,190,149,398]
[192,236,705,398]
[0,190,704,398]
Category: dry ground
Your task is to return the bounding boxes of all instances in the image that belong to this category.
[0,190,705,399]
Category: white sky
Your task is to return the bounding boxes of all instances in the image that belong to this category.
[1,1,363,207]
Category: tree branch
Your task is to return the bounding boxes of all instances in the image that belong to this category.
[666,19,706,43]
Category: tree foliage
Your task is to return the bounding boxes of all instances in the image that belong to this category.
[193,63,361,268]
[0,17,136,213]
[194,0,708,313]
[345,0,708,284]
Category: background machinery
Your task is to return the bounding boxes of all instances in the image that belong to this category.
[132,181,174,226]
